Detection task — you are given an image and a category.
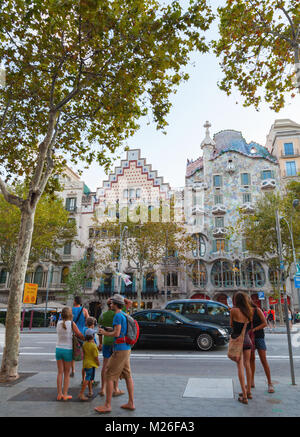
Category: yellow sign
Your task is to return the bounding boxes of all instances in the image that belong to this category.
[23,283,38,304]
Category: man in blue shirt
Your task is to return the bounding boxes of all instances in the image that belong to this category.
[95,294,135,414]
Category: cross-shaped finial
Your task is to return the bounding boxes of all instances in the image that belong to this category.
[204,120,211,133]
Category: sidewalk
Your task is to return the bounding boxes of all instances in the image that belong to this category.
[0,369,299,417]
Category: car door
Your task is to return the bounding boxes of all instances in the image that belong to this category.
[148,311,170,342]
[164,313,195,343]
[206,302,230,327]
[133,311,153,341]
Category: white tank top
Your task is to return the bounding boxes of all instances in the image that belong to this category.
[56,320,73,350]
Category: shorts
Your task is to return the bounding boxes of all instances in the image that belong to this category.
[102,345,114,359]
[56,348,73,362]
[254,338,267,351]
[84,367,96,382]
[106,350,132,382]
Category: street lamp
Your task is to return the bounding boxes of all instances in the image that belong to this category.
[118,225,128,293]
[275,209,296,385]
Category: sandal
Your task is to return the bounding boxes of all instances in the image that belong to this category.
[238,396,248,405]
[56,395,63,401]
[239,392,252,399]
[268,384,275,393]
[62,395,72,401]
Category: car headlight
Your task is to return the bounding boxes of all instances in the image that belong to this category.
[218,328,228,336]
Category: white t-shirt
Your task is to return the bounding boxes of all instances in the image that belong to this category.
[56,320,73,350]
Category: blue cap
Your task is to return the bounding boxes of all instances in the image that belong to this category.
[85,328,95,338]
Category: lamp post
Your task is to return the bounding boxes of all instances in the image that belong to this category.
[44,264,53,327]
[118,225,128,293]
[275,209,296,385]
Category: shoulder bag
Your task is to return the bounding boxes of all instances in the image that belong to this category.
[72,307,84,362]
[227,322,247,363]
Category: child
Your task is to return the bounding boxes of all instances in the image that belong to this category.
[56,307,84,401]
[82,317,98,383]
[78,328,100,401]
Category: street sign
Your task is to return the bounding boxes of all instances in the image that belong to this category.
[294,276,300,289]
[23,283,38,304]
[258,291,265,300]
[280,261,285,270]
[296,263,300,276]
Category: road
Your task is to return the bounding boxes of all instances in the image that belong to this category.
[4,331,300,380]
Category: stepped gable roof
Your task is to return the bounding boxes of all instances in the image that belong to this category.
[186,156,203,178]
[212,130,277,163]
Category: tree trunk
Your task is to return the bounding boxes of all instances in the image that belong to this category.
[0,205,36,381]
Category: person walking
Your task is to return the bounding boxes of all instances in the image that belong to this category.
[267,306,276,331]
[78,328,100,401]
[230,291,254,405]
[56,307,84,401]
[71,295,89,377]
[249,301,275,394]
[94,294,135,414]
[97,298,124,398]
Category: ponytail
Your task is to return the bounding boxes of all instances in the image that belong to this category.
[61,307,72,329]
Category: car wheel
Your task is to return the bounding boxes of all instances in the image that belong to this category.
[195,333,214,351]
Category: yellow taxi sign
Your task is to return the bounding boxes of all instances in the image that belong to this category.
[23,283,38,304]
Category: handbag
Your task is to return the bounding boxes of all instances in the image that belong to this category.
[72,307,84,362]
[227,322,247,363]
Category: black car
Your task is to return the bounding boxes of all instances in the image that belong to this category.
[165,299,231,333]
[132,309,229,351]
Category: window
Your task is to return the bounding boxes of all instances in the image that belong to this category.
[242,239,250,252]
[243,193,251,203]
[166,302,184,313]
[185,302,206,315]
[136,188,141,198]
[241,260,265,287]
[213,175,222,188]
[61,267,69,283]
[241,173,251,186]
[211,261,234,288]
[0,269,7,284]
[34,266,43,287]
[134,312,151,322]
[63,242,71,255]
[261,170,273,180]
[215,217,224,227]
[192,261,207,287]
[129,188,135,199]
[214,194,223,205]
[207,303,229,316]
[286,161,297,177]
[284,143,294,156]
[89,228,94,239]
[192,234,206,257]
[65,197,76,211]
[165,272,178,287]
[151,312,167,323]
[123,189,128,199]
[212,239,229,253]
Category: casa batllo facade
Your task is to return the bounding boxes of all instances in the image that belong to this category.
[0,124,296,312]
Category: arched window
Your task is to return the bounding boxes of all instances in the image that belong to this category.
[192,261,207,288]
[61,267,69,284]
[0,269,7,284]
[241,260,265,288]
[192,234,206,257]
[34,266,43,287]
[211,260,234,288]
[269,267,280,286]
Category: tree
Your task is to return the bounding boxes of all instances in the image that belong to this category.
[233,185,300,322]
[213,0,300,111]
[92,204,195,310]
[64,257,94,298]
[0,188,77,273]
[0,0,214,380]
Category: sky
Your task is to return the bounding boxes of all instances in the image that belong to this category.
[77,0,300,193]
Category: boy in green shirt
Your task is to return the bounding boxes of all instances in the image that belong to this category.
[78,329,100,401]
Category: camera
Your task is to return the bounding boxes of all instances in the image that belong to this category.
[99,325,113,332]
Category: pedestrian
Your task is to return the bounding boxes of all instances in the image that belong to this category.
[56,307,84,401]
[249,301,275,394]
[288,307,293,329]
[94,294,135,414]
[71,295,89,377]
[81,317,98,384]
[230,291,254,405]
[78,328,100,401]
[267,306,276,331]
[97,298,125,398]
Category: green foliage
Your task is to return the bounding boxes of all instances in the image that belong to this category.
[64,258,94,297]
[0,185,77,271]
[213,0,300,111]
[0,0,214,186]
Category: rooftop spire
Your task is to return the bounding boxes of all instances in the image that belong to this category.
[201,120,215,149]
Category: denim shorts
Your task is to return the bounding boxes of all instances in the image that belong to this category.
[102,345,114,359]
[84,367,95,381]
[56,348,73,362]
[255,338,267,351]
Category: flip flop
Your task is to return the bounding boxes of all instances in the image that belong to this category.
[268,384,275,393]
[239,392,252,399]
[62,395,72,401]
[56,395,63,401]
[238,396,248,405]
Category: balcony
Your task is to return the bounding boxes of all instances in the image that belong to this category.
[212,204,227,215]
[261,179,276,190]
[240,202,255,214]
[281,149,300,158]
[212,227,227,238]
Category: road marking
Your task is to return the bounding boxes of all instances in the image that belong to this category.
[183,378,234,399]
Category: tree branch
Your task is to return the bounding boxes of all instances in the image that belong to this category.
[0,177,23,208]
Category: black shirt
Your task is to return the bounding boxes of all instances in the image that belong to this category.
[252,308,265,339]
